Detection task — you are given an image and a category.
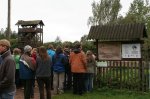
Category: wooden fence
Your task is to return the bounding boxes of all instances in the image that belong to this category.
[96,60,149,92]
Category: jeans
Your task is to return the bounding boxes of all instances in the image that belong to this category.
[0,91,15,99]
[85,73,94,92]
[64,69,72,90]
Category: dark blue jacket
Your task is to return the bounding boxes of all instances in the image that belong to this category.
[52,54,67,73]
[19,61,35,79]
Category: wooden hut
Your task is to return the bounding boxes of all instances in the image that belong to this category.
[88,23,147,60]
[87,23,149,91]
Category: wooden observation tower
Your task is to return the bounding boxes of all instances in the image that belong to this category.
[16,20,44,49]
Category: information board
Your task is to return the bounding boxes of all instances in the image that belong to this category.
[122,44,141,58]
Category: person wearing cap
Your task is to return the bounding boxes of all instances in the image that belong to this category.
[19,45,36,99]
[0,39,16,99]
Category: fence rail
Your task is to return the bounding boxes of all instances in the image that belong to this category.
[96,60,149,92]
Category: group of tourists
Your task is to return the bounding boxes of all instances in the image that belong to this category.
[0,39,97,99]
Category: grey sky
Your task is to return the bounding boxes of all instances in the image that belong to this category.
[0,0,133,43]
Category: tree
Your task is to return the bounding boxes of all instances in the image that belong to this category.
[123,0,150,47]
[55,36,62,43]
[124,0,150,23]
[0,28,4,34]
[88,0,122,26]
[80,34,96,53]
[80,34,88,43]
[62,41,73,49]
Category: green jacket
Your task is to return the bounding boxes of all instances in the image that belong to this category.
[13,54,20,69]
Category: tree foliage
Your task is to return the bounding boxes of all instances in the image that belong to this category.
[55,36,62,43]
[88,0,150,25]
[123,0,150,47]
[80,34,96,53]
[88,0,122,25]
[88,0,150,48]
[122,0,150,24]
[0,28,18,49]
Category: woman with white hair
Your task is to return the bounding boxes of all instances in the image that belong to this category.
[19,45,36,99]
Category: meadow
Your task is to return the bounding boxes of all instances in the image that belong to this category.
[53,88,150,99]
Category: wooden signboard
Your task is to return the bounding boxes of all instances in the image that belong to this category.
[98,42,121,60]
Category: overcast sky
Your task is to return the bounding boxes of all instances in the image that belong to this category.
[0,0,133,43]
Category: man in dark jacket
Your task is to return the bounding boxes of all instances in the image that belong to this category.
[0,39,16,99]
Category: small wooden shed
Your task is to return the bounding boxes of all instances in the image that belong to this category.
[87,23,149,91]
[16,20,44,49]
[88,23,148,60]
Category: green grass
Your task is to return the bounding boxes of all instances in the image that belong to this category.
[52,88,150,99]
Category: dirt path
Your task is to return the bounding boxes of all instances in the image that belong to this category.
[14,83,55,99]
[15,85,40,99]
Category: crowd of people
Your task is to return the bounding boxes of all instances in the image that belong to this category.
[0,39,97,99]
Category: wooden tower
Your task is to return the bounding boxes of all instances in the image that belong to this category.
[16,20,44,49]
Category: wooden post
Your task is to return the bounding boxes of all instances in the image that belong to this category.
[7,0,11,40]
